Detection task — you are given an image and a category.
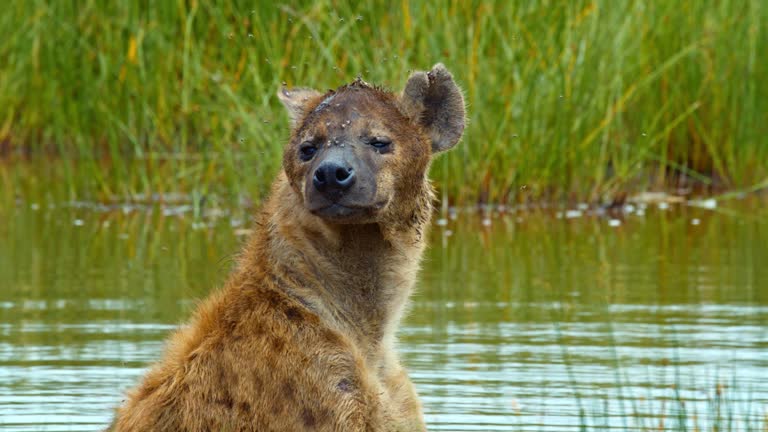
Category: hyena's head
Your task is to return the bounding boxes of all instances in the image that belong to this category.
[278,64,465,224]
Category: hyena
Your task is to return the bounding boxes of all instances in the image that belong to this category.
[110,64,465,431]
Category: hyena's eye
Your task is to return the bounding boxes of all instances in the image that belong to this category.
[299,142,318,161]
[367,136,392,153]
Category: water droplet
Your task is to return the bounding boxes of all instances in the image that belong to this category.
[291,65,297,70]
[248,34,254,38]
[641,132,647,137]
[559,94,564,99]
[356,15,363,21]
[239,138,245,143]
[339,18,345,22]
[73,219,84,226]
[512,134,518,138]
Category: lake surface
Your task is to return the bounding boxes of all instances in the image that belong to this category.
[1,196,766,431]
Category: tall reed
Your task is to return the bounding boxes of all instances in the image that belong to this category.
[1,1,766,206]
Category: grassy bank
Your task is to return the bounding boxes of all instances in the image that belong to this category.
[1,0,767,206]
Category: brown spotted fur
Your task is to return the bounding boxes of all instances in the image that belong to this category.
[110,64,465,432]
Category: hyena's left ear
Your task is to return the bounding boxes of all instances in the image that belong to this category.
[399,63,466,153]
[277,87,322,127]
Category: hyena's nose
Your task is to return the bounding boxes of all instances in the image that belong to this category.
[313,161,356,195]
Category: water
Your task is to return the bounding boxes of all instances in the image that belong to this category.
[1,199,766,431]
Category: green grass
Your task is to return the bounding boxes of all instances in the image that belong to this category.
[1,0,767,207]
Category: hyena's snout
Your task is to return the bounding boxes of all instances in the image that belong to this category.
[303,145,378,222]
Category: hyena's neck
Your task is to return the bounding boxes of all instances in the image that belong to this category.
[241,175,433,351]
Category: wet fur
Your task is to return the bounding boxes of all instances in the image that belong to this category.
[110,64,464,432]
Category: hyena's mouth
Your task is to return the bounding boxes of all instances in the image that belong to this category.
[310,199,389,223]
[312,203,366,218]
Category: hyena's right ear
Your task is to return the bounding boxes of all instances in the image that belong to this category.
[277,87,322,127]
[399,64,466,153]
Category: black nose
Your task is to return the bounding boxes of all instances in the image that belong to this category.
[313,161,356,194]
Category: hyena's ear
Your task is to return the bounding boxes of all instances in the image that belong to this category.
[277,87,322,127]
[399,63,466,153]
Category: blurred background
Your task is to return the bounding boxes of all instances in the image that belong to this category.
[1,1,766,431]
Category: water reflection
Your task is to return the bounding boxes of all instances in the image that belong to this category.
[0,200,766,431]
